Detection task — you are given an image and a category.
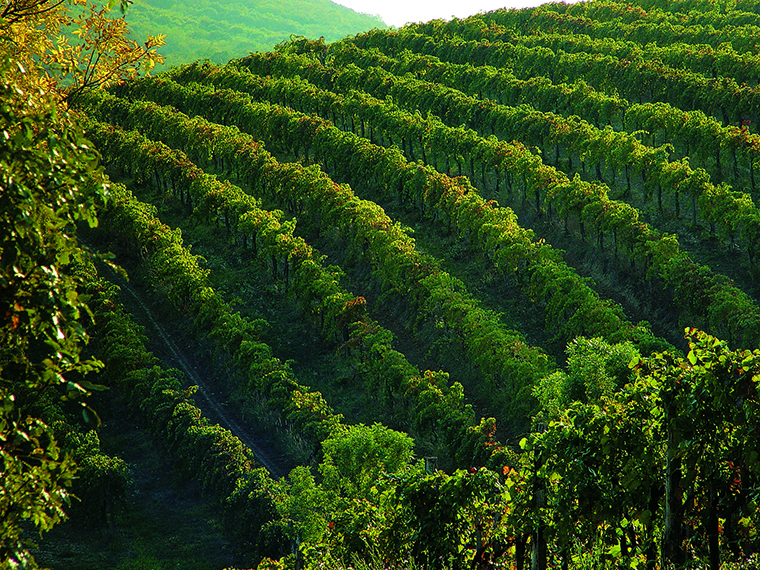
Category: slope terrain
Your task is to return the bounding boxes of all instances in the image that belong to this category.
[24,0,760,568]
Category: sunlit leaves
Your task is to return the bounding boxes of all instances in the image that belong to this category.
[0,61,108,567]
[1,0,165,106]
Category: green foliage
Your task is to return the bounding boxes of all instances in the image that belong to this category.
[77,93,499,468]
[565,337,636,398]
[0,60,107,567]
[0,417,77,568]
[638,328,760,564]
[124,0,385,69]
[520,327,760,567]
[0,66,103,392]
[534,337,640,417]
[223,50,667,351]
[93,71,557,438]
[321,33,760,347]
[532,389,664,566]
[395,468,507,570]
[319,423,415,498]
[59,425,135,524]
[532,370,568,419]
[77,258,292,559]
[73,451,132,527]
[279,466,329,544]
[62,3,760,568]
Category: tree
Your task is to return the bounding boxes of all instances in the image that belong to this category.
[1,0,164,105]
[532,336,640,418]
[0,61,107,568]
[0,2,164,565]
[319,422,415,500]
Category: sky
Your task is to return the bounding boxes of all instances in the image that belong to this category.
[333,0,582,28]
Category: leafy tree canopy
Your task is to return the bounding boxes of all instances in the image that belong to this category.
[0,1,158,565]
[0,58,107,567]
[1,0,164,105]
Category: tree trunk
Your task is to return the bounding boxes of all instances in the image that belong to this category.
[708,480,720,570]
[516,534,528,570]
[663,418,686,566]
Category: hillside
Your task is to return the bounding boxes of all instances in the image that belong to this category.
[125,0,386,68]
[11,0,760,569]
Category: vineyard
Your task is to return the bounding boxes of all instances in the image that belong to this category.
[7,0,760,569]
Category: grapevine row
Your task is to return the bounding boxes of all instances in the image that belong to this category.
[229,51,760,348]
[532,0,760,30]
[327,45,760,266]
[321,43,760,254]
[110,73,670,358]
[97,179,347,447]
[78,191,292,559]
[638,0,760,16]
[356,25,760,126]
[82,112,500,466]
[448,2,760,53]
[340,32,760,194]
[158,65,760,349]
[166,62,674,348]
[514,31,760,88]
[87,181,527,565]
[83,94,548,443]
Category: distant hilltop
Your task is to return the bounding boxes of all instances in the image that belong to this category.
[126,0,386,68]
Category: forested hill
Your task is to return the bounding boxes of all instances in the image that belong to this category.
[125,0,386,67]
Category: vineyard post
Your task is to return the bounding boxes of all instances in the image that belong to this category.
[662,362,687,566]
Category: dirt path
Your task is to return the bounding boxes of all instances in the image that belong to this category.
[107,265,292,479]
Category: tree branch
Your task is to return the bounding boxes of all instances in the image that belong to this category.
[1,0,66,26]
